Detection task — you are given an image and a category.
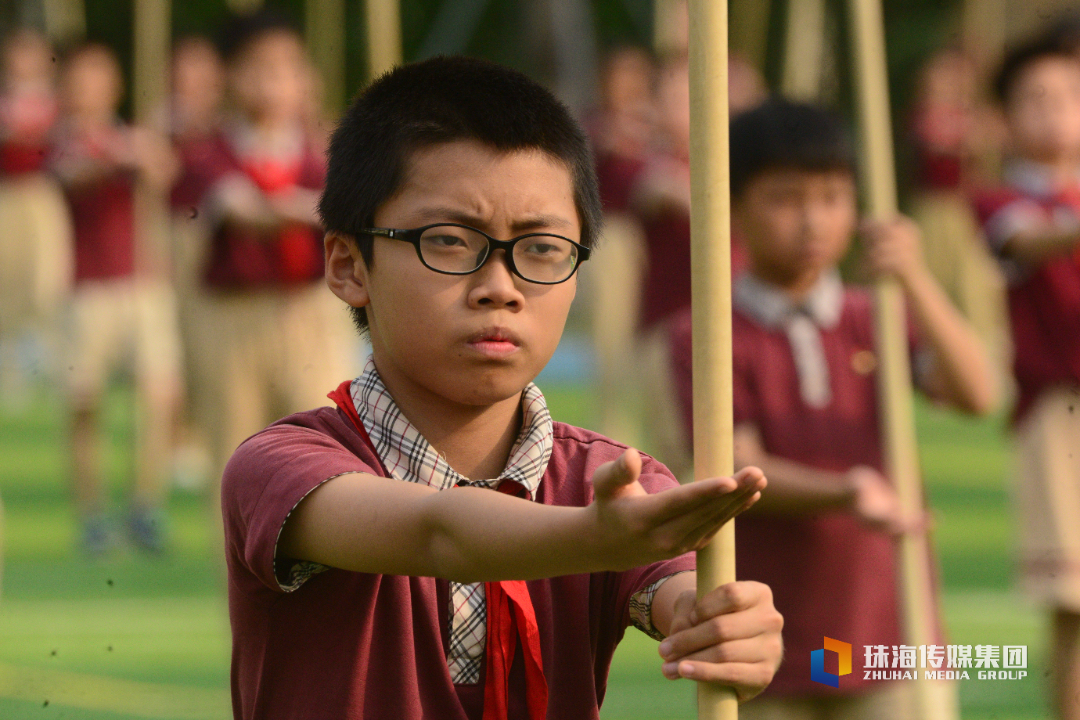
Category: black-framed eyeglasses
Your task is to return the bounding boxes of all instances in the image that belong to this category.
[361,223,591,285]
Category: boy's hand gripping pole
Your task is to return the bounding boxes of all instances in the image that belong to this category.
[848,1,957,718]
[687,1,737,718]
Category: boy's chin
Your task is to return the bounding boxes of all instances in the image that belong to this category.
[445,366,544,407]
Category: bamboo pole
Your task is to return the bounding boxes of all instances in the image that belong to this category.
[688,1,736,718]
[847,1,956,718]
[781,0,827,101]
[364,0,402,82]
[132,0,171,278]
[729,0,771,72]
[305,0,347,114]
[42,0,86,44]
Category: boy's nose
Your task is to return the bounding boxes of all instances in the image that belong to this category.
[468,249,524,309]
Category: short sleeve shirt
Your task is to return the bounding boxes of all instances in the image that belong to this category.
[222,407,695,720]
[179,127,326,289]
[973,172,1080,423]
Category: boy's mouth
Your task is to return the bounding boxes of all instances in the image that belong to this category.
[466,327,522,358]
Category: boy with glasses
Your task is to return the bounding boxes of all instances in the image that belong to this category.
[222,55,783,719]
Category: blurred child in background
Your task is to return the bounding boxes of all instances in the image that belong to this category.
[166,35,225,492]
[52,42,180,555]
[0,29,71,405]
[907,46,1010,390]
[628,54,761,471]
[974,33,1080,720]
[176,11,354,512]
[667,99,996,719]
[585,45,655,444]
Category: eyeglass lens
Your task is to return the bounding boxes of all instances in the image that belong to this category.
[417,225,580,283]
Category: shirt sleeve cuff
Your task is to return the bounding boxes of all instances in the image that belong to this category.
[628,570,694,641]
[271,471,353,592]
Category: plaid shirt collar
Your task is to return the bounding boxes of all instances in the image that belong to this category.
[347,356,555,684]
[347,355,554,499]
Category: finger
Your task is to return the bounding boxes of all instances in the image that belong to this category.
[663,590,698,639]
[641,476,738,525]
[659,594,779,663]
[694,492,761,548]
[663,660,775,701]
[670,482,765,551]
[691,581,775,625]
[662,635,775,668]
[591,449,643,500]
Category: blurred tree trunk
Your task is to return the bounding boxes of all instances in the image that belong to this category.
[523,0,599,116]
[781,0,827,100]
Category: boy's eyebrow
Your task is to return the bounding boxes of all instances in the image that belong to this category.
[409,206,574,234]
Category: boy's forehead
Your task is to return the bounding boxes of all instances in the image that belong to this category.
[394,141,575,208]
[233,30,304,65]
[745,166,855,191]
[1013,56,1080,94]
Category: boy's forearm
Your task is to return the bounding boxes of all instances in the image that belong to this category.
[734,452,854,513]
[1002,226,1080,264]
[283,473,624,584]
[899,265,997,414]
[421,486,620,582]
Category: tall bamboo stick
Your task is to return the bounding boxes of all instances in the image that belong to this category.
[781,0,827,101]
[364,0,402,82]
[132,0,170,278]
[306,0,347,115]
[847,1,956,718]
[688,1,737,718]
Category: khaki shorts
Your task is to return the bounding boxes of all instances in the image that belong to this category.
[0,175,72,330]
[636,323,693,482]
[65,279,182,405]
[740,681,926,720]
[186,284,358,476]
[1014,385,1080,611]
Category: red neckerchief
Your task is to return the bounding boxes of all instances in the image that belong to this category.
[328,381,548,720]
[236,147,321,282]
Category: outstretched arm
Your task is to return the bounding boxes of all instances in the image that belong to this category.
[278,449,765,584]
[733,423,917,534]
[999,222,1080,264]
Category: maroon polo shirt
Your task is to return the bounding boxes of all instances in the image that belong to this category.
[183,130,326,289]
[222,406,695,720]
[67,174,137,283]
[668,289,915,696]
[973,185,1080,423]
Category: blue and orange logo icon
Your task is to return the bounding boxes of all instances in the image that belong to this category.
[811,637,852,687]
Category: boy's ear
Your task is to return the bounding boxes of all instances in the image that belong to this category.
[324,232,371,309]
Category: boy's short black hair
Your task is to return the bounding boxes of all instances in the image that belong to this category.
[319,55,602,333]
[729,97,855,198]
[994,33,1080,105]
[217,8,300,63]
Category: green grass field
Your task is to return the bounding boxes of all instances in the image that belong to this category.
[0,379,1046,719]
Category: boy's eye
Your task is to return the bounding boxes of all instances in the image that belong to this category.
[518,237,570,261]
[427,234,468,248]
